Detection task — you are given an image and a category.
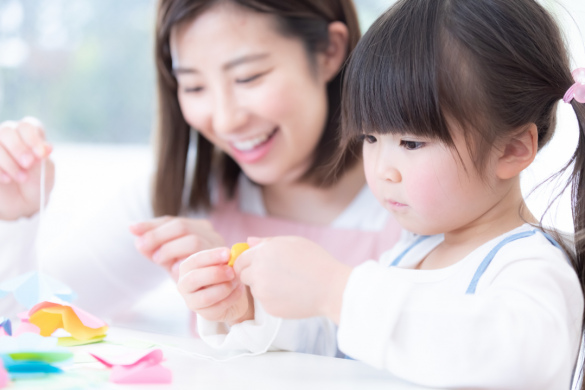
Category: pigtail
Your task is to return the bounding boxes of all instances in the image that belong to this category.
[566,101,585,390]
[571,102,585,299]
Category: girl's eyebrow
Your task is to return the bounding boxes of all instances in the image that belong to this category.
[172,53,270,75]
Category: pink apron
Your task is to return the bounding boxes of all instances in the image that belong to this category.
[190,194,402,335]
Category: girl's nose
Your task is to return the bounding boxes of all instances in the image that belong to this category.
[377,161,402,183]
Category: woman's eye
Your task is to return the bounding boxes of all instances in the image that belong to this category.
[236,69,271,84]
[400,140,424,150]
[184,86,204,93]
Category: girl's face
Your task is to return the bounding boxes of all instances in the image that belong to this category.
[362,131,502,236]
[171,4,330,186]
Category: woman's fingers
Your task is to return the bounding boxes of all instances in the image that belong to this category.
[129,216,172,236]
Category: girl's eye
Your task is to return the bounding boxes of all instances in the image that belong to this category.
[400,140,424,150]
[360,134,377,144]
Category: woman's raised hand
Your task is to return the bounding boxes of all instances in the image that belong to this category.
[177,247,253,323]
[130,217,226,280]
[0,118,54,221]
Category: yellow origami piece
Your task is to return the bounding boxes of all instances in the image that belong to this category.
[228,243,249,267]
[28,302,108,341]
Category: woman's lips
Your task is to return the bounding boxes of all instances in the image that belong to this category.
[229,128,278,164]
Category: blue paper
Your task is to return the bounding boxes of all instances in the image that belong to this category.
[0,271,76,309]
[0,318,11,336]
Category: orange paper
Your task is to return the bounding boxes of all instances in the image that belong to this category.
[28,302,108,341]
[228,243,249,267]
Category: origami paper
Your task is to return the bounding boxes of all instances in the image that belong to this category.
[0,319,11,337]
[0,361,7,388]
[90,349,172,384]
[58,334,106,347]
[13,322,40,337]
[0,333,71,379]
[27,302,108,340]
[0,272,76,309]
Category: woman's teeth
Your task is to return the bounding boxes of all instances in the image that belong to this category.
[232,133,271,151]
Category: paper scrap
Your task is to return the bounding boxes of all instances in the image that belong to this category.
[0,319,11,337]
[28,302,108,340]
[0,360,7,388]
[0,272,76,309]
[90,349,172,384]
[58,334,106,347]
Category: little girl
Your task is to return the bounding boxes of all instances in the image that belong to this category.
[180,0,585,388]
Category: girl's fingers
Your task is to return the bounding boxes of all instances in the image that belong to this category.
[0,144,27,182]
[129,216,172,235]
[182,280,239,311]
[179,247,230,275]
[178,264,234,295]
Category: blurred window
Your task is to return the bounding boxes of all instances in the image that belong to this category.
[0,0,583,143]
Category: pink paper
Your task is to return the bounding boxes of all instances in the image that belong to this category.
[13,322,41,336]
[89,349,163,368]
[90,349,171,384]
[111,361,172,384]
[0,362,8,388]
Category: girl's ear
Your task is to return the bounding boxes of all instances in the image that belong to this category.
[496,123,538,180]
[319,21,349,82]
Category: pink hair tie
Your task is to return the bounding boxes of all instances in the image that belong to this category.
[564,68,585,104]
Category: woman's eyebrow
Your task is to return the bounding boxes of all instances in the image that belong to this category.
[172,53,270,75]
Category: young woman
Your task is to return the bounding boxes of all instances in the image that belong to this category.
[0,0,401,332]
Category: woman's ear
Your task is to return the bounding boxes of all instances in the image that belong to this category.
[496,123,538,180]
[319,21,349,82]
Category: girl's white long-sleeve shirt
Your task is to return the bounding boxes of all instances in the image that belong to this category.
[199,225,583,390]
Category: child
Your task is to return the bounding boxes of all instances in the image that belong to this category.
[180,0,585,388]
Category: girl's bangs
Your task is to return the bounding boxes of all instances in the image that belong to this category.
[341,0,452,144]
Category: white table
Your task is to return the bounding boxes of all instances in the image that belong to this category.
[9,326,435,390]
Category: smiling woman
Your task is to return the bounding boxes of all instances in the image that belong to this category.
[0,0,402,343]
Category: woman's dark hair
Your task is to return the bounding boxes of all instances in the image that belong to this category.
[153,0,361,215]
[342,0,585,385]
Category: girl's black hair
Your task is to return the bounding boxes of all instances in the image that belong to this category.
[341,0,585,386]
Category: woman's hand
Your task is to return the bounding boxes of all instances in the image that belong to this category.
[129,217,225,280]
[177,247,253,324]
[235,236,352,324]
[0,118,54,221]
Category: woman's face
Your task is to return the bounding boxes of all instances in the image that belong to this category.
[172,3,331,186]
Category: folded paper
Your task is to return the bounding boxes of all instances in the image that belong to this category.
[90,349,172,384]
[27,302,108,340]
[0,272,76,309]
[0,319,11,337]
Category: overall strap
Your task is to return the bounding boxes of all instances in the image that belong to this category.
[390,235,431,267]
[466,230,537,294]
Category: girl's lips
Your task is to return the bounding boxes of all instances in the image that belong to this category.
[386,199,408,210]
[229,128,278,164]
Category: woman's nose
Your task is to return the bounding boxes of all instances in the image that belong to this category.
[211,92,247,135]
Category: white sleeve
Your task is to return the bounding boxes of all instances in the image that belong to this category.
[41,174,168,320]
[338,253,583,389]
[198,299,339,358]
[0,215,40,316]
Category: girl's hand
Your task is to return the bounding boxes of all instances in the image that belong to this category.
[129,217,225,281]
[0,118,54,221]
[177,247,253,323]
[235,236,352,323]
